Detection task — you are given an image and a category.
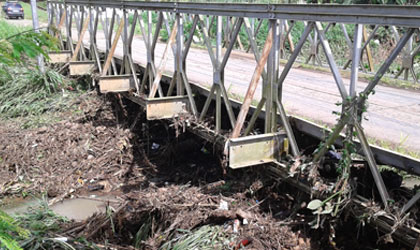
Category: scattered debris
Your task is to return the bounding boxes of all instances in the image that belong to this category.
[0,93,146,200]
[1,93,417,249]
[62,183,313,249]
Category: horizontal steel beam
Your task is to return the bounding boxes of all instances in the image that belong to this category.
[119,47,420,175]
[51,1,420,27]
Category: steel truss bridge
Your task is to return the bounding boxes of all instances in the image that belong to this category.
[46,0,420,246]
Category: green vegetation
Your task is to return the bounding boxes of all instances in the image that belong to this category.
[0,200,98,250]
[19,2,48,23]
[368,136,420,159]
[36,1,47,10]
[160,225,236,250]
[0,68,68,117]
[0,20,56,66]
[0,18,92,246]
[14,201,73,250]
[0,20,83,128]
[293,60,420,91]
[0,210,29,250]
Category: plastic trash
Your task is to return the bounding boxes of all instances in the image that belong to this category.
[219,200,228,210]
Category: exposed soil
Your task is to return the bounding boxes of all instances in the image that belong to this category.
[0,92,413,249]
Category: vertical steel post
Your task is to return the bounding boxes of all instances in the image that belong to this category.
[215,16,222,133]
[176,13,184,96]
[278,20,285,59]
[55,3,60,26]
[122,8,129,74]
[272,20,280,132]
[30,0,44,72]
[404,35,413,80]
[88,5,93,60]
[64,3,72,52]
[265,20,276,133]
[350,24,363,98]
[147,11,154,89]
[312,29,318,65]
[47,2,51,32]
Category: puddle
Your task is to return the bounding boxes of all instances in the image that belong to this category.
[1,196,117,221]
[2,197,40,215]
[51,197,109,221]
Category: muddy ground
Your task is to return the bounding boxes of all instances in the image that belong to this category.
[0,92,410,249]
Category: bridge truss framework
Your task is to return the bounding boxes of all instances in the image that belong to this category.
[46,0,420,246]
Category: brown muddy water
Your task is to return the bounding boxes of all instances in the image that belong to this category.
[2,196,117,221]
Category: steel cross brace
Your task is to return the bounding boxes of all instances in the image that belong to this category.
[231,25,273,139]
[149,21,178,98]
[198,15,241,131]
[101,17,124,76]
[73,6,88,61]
[240,17,268,137]
[64,3,74,53]
[120,9,140,92]
[275,22,316,157]
[88,6,102,75]
[245,18,264,53]
[174,13,199,117]
[100,8,118,75]
[242,20,308,157]
[137,10,164,97]
[278,20,295,59]
[305,25,323,66]
[341,23,374,73]
[394,33,418,82]
[71,10,90,62]
[314,27,416,210]
[54,8,66,49]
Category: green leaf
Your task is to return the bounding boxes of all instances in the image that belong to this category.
[307,199,323,210]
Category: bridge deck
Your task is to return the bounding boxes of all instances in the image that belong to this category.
[77,30,420,153]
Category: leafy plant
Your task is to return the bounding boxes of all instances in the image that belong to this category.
[0,21,81,126]
[0,210,29,250]
[0,20,57,67]
[15,200,76,250]
[0,66,68,118]
[0,199,99,250]
[160,225,236,250]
